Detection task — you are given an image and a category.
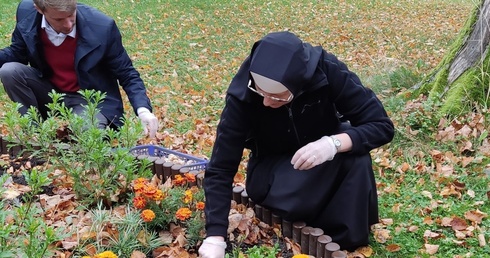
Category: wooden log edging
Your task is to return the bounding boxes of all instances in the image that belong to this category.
[231,185,348,258]
[0,136,26,158]
[133,154,348,258]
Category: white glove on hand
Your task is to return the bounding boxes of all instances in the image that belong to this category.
[291,136,337,170]
[198,237,226,258]
[137,107,158,138]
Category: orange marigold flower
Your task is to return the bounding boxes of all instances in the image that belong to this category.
[142,184,158,199]
[153,189,165,201]
[184,173,196,183]
[183,190,193,204]
[172,175,186,186]
[176,207,192,221]
[133,178,148,185]
[133,196,147,209]
[196,202,205,210]
[141,209,156,222]
[132,182,146,194]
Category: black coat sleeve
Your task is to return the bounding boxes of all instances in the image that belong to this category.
[322,52,394,153]
[203,94,253,237]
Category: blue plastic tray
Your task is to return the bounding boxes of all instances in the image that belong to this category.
[129,145,208,171]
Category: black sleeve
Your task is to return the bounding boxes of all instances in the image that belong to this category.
[203,94,252,237]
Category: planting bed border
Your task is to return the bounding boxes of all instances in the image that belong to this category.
[0,138,348,258]
[133,146,348,258]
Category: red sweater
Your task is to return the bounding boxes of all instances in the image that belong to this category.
[40,29,80,92]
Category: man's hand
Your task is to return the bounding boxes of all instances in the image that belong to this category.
[291,136,337,170]
[137,107,158,138]
[198,236,226,258]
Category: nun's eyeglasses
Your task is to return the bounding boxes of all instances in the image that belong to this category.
[247,80,293,102]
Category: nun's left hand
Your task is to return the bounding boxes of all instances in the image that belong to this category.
[291,136,337,170]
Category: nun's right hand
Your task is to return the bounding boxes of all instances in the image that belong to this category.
[198,236,226,258]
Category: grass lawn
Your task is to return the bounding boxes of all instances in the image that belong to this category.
[2,0,489,257]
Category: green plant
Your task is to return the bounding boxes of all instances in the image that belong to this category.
[130,174,206,250]
[1,89,152,207]
[245,243,280,258]
[74,202,162,257]
[0,169,66,257]
[226,243,280,258]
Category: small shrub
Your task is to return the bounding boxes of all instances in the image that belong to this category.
[1,89,152,207]
[0,170,66,257]
[74,203,161,257]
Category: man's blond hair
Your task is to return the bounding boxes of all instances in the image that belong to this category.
[33,0,77,13]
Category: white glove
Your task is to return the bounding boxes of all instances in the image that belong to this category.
[198,237,226,258]
[137,107,158,138]
[291,136,337,170]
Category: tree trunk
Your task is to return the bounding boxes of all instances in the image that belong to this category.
[416,0,490,116]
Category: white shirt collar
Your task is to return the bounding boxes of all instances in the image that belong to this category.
[41,15,76,46]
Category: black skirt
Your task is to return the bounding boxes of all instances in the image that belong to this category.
[245,152,378,250]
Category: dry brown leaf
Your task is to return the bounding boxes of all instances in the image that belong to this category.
[391,203,401,213]
[478,234,487,247]
[173,233,188,248]
[421,191,432,199]
[152,245,195,258]
[461,156,474,167]
[454,230,466,239]
[466,189,475,198]
[441,217,453,227]
[84,243,97,256]
[440,185,461,198]
[385,244,401,252]
[347,251,366,258]
[244,222,261,244]
[423,230,440,239]
[450,217,468,231]
[227,213,243,233]
[424,244,439,255]
[440,165,454,177]
[380,218,393,225]
[170,223,185,237]
[408,225,418,232]
[423,217,434,225]
[400,162,410,172]
[130,250,147,258]
[464,210,488,224]
[356,246,373,257]
[284,237,302,255]
[60,239,78,250]
[373,229,391,243]
[158,230,174,244]
[237,217,250,233]
[1,189,21,199]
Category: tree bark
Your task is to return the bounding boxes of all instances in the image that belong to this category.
[416,0,490,116]
[448,0,490,84]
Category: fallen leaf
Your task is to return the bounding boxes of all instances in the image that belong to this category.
[424,244,439,255]
[131,250,147,258]
[464,210,488,224]
[373,229,391,243]
[386,244,401,252]
[357,246,373,256]
[423,230,440,239]
[1,189,20,199]
[450,217,468,231]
